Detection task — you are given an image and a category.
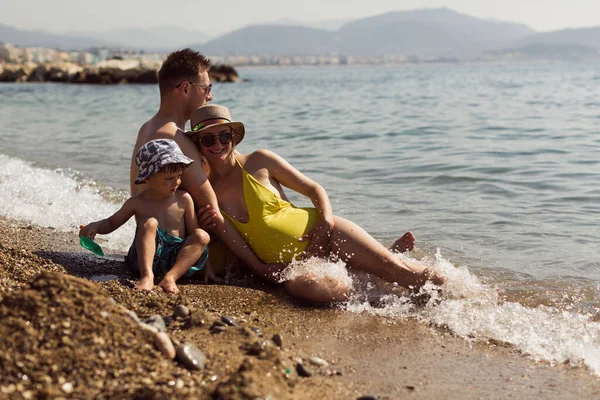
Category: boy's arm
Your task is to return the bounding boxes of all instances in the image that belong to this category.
[80,198,136,239]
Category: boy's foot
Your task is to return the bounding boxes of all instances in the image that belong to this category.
[158,276,179,294]
[135,277,154,291]
[391,232,416,253]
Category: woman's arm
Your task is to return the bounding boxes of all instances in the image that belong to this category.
[181,192,200,237]
[258,149,334,226]
[255,149,334,258]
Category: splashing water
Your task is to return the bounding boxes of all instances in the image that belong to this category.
[344,250,600,376]
[2,154,600,376]
[278,257,354,289]
[0,154,135,252]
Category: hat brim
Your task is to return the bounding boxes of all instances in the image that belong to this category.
[185,122,245,147]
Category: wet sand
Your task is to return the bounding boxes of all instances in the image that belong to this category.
[1,217,600,399]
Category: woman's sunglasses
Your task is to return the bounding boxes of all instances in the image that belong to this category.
[199,133,233,147]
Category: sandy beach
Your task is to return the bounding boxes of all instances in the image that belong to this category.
[1,217,600,399]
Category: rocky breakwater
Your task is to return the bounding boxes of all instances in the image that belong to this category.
[0,59,240,84]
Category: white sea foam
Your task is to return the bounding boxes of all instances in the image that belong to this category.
[278,257,353,288]
[0,154,134,252]
[2,154,600,376]
[344,250,600,376]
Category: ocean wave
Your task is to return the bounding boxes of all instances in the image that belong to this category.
[0,154,134,252]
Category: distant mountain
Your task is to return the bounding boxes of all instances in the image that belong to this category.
[488,43,599,59]
[516,26,600,49]
[193,7,537,57]
[198,25,336,56]
[0,23,208,51]
[0,23,109,50]
[67,26,210,52]
[336,8,536,56]
[270,18,351,31]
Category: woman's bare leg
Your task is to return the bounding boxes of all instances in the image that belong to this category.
[284,274,349,303]
[329,216,446,290]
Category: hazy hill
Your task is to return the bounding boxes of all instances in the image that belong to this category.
[194,8,536,57]
[516,26,600,49]
[337,8,536,56]
[0,23,109,50]
[198,25,336,56]
[270,18,351,31]
[67,26,209,51]
[488,43,599,59]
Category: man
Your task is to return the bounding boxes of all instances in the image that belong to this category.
[130,48,279,283]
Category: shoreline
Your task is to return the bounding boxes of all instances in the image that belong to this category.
[1,217,600,399]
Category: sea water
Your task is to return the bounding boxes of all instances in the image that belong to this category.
[1,62,599,374]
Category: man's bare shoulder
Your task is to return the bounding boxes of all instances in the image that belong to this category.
[136,118,180,146]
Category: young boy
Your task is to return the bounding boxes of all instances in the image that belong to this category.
[80,139,215,294]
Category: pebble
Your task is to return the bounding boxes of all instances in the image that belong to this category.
[145,315,167,332]
[356,396,378,400]
[308,357,329,367]
[210,324,226,334]
[248,326,263,337]
[126,310,140,323]
[174,304,190,318]
[176,343,206,371]
[109,298,117,305]
[139,322,159,334]
[221,316,238,326]
[271,333,283,348]
[154,332,176,359]
[296,362,312,378]
[61,382,74,394]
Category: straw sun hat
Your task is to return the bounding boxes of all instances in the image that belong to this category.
[185,104,245,146]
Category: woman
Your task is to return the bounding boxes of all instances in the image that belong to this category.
[187,104,446,302]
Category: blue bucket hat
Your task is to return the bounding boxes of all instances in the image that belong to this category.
[134,139,193,184]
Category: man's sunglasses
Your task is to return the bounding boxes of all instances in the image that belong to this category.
[175,81,212,94]
[198,133,233,147]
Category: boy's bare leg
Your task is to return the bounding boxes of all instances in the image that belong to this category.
[391,231,416,253]
[158,228,210,294]
[135,218,159,291]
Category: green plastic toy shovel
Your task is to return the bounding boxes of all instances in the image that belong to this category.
[79,235,104,257]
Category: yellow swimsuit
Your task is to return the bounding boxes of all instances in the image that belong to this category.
[220,159,321,263]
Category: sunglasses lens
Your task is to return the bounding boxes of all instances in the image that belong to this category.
[200,133,233,147]
[200,136,217,147]
[219,133,233,144]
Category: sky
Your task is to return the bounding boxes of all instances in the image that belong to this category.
[2,0,600,35]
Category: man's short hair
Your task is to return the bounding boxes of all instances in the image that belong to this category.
[158,48,211,96]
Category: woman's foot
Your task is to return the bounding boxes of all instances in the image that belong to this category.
[391,232,416,253]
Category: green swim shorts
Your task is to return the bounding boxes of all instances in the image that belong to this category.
[125,227,208,278]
